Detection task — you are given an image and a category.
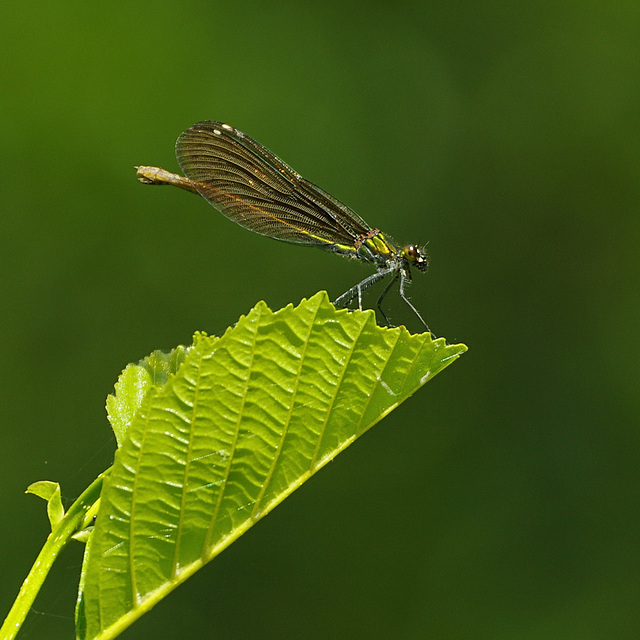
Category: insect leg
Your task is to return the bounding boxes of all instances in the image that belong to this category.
[333,268,394,310]
[398,269,433,337]
[376,271,399,326]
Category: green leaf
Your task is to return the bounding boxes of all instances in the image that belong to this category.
[26,480,65,529]
[106,347,188,446]
[78,292,467,639]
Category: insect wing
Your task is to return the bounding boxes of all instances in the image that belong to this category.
[175,121,370,246]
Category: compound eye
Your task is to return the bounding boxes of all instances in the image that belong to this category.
[403,244,428,271]
[403,244,420,261]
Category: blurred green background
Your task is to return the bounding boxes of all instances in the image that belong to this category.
[2,1,639,638]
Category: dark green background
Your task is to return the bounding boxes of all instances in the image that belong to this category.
[2,2,639,638]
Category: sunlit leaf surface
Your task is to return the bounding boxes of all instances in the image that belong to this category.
[78,293,467,639]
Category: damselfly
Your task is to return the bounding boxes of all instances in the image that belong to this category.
[137,121,431,333]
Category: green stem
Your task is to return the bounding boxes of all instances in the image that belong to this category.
[0,471,108,640]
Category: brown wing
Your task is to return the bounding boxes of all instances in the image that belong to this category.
[175,121,372,247]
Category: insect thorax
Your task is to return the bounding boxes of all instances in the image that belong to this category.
[354,230,398,266]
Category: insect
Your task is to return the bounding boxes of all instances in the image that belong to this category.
[137,121,431,334]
